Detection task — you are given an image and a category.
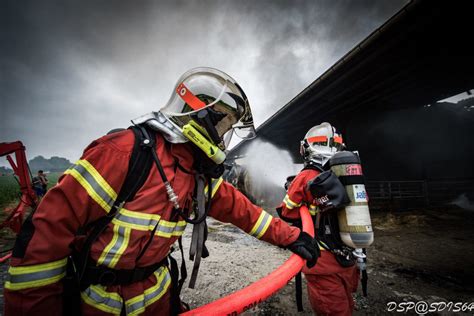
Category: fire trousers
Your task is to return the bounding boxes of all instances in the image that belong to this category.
[304,251,359,316]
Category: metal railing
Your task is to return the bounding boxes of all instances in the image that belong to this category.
[365,179,474,209]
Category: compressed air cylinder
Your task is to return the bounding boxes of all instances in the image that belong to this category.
[328,151,374,249]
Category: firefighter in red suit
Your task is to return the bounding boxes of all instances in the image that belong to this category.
[279,123,359,316]
[4,68,318,315]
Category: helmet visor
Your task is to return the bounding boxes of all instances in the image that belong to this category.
[307,135,343,152]
[161,67,256,142]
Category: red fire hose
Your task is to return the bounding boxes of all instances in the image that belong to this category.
[0,252,12,264]
[182,205,314,315]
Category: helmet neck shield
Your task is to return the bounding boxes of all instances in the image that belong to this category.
[131,111,188,143]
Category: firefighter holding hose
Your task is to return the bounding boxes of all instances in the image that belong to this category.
[4,68,319,315]
[278,123,364,316]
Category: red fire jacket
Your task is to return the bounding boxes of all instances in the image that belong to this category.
[280,169,320,220]
[4,130,299,315]
[280,168,326,274]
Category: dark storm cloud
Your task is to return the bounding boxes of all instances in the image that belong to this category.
[0,0,406,163]
[227,0,408,115]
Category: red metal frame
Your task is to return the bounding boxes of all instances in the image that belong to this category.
[1,141,37,262]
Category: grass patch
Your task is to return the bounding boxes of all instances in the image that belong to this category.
[0,171,63,208]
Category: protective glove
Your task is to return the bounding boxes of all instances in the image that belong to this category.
[287,231,320,268]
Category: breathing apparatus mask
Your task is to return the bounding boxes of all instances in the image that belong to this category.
[138,67,255,165]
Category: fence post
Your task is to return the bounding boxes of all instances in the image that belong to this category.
[388,182,392,208]
[423,180,430,207]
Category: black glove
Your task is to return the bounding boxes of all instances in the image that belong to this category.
[288,231,320,268]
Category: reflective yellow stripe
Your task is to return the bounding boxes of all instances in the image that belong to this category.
[110,227,131,267]
[98,225,120,265]
[77,159,117,200]
[112,208,187,238]
[65,169,113,213]
[7,258,67,274]
[125,267,171,315]
[309,204,319,216]
[204,177,224,199]
[155,219,187,238]
[211,177,224,197]
[318,240,328,251]
[64,159,118,214]
[249,210,272,239]
[97,225,131,268]
[112,208,162,231]
[283,194,301,210]
[81,284,123,315]
[5,258,67,291]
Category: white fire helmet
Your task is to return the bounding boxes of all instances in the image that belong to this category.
[160,67,256,150]
[300,122,344,165]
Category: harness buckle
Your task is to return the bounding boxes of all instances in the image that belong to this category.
[98,270,117,285]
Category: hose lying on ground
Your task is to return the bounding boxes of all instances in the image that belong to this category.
[182,205,314,315]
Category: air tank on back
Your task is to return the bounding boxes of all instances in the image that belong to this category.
[328,151,374,249]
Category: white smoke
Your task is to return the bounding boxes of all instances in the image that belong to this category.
[239,139,301,208]
[450,193,474,211]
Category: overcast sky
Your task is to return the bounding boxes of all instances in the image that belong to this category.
[1,0,406,165]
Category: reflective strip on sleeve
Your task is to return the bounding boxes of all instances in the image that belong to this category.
[112,209,187,238]
[5,258,67,291]
[77,160,118,201]
[125,266,171,316]
[318,240,328,251]
[204,177,224,199]
[97,225,132,268]
[283,194,301,210]
[249,210,273,239]
[81,284,123,315]
[64,159,118,213]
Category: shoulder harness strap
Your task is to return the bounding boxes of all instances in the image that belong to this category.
[75,125,155,282]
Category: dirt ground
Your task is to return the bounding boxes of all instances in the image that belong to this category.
[1,207,474,315]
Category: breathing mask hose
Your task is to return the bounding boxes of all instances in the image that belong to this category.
[150,147,211,225]
[150,149,180,209]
